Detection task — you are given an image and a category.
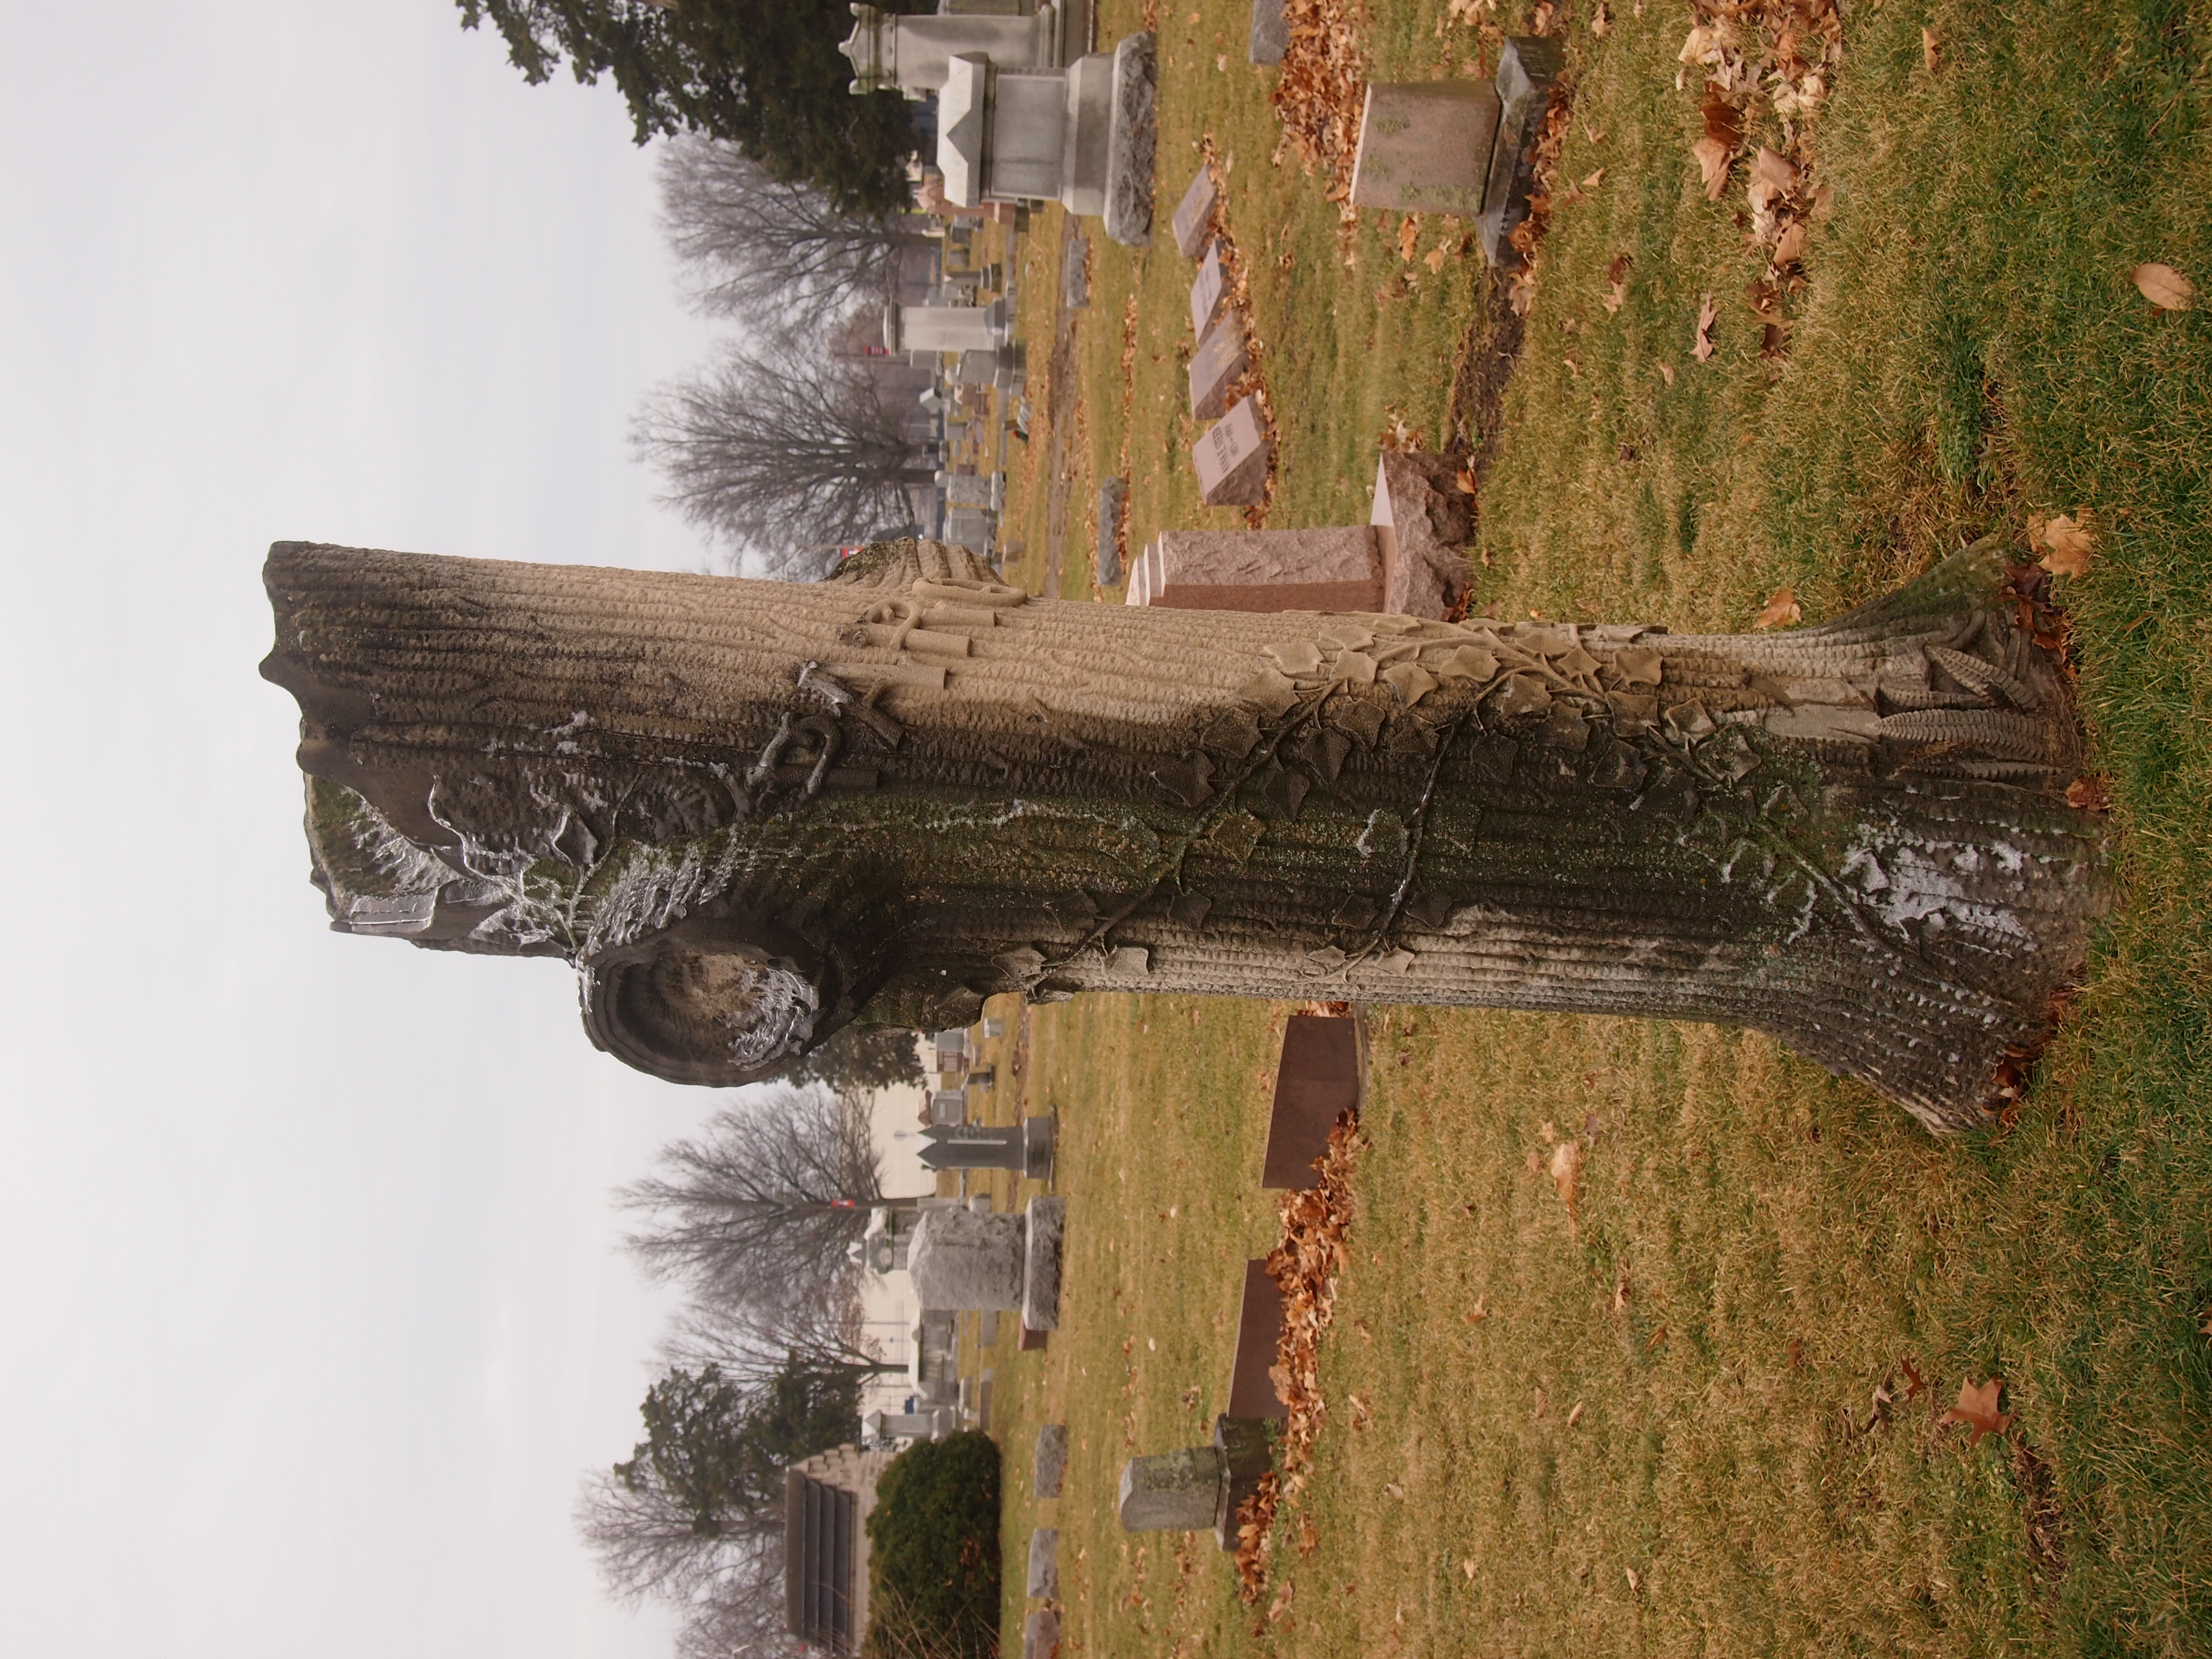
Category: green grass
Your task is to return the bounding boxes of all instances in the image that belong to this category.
[983,3,2212,1655]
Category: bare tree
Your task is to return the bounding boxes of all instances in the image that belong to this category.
[660,137,931,328]
[659,1291,907,1395]
[575,1471,798,1655]
[619,1084,885,1313]
[635,337,936,577]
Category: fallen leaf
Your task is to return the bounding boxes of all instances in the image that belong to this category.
[1603,280,1628,314]
[1548,1138,1584,1220]
[1464,1295,1489,1324]
[1398,215,1421,263]
[1658,362,1676,386]
[1786,1336,1805,1371]
[1605,252,1633,285]
[1646,1324,1669,1351]
[1384,1481,1407,1499]
[1760,321,1790,360]
[1453,465,1477,494]
[1753,586,1803,629]
[1538,1119,1559,1144]
[1566,1400,1586,1427]
[1901,1357,1929,1402]
[1462,1558,1478,1580]
[2036,512,2095,577]
[1591,2,1610,36]
[1692,294,1719,360]
[2132,261,2196,312]
[1752,145,1800,194]
[1525,1148,1542,1173]
[1773,220,1809,267]
[1692,136,1733,199]
[1922,26,1940,73]
[1626,1566,1641,1593]
[1424,245,1450,273]
[1701,87,1743,150]
[1581,167,1606,190]
[2066,775,2112,812]
[1611,1269,1630,1313]
[1938,1376,2012,1447]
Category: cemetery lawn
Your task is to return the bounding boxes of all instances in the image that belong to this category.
[989,2,2212,1655]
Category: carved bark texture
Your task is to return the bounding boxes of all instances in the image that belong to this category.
[262,537,2111,1132]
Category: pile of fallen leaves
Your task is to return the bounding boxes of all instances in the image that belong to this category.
[1231,1113,1365,1600]
[1270,0,1369,229]
[1678,0,1843,359]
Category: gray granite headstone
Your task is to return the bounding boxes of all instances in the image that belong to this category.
[1190,241,1228,337]
[1118,1446,1223,1531]
[1192,394,1270,507]
[1249,0,1288,66]
[1477,36,1566,268]
[1188,311,1250,420]
[1022,1195,1066,1330]
[1103,33,1158,247]
[1026,1527,1059,1598]
[1097,476,1127,585]
[907,1205,1027,1312]
[1171,165,1220,260]
[1033,1424,1069,1498]
[1061,230,1091,309]
[1023,1607,1062,1659]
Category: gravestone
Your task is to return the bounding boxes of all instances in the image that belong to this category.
[1477,36,1566,267]
[1171,165,1220,260]
[1263,1013,1360,1188]
[1062,230,1091,308]
[1126,526,1380,612]
[864,1404,958,1441]
[1026,1528,1059,1598]
[1190,394,1271,506]
[917,1116,1057,1180]
[1250,0,1289,65]
[1097,476,1127,585]
[1104,33,1158,246]
[838,4,1064,97]
[1118,1417,1273,1549]
[886,298,1007,356]
[1034,1424,1069,1498]
[1023,1195,1066,1331]
[1348,81,1502,216]
[1372,450,1475,619]
[1189,241,1228,337]
[1024,1607,1062,1659]
[1188,312,1250,420]
[1227,1260,1290,1419]
[929,1087,969,1125]
[907,1205,1027,1312]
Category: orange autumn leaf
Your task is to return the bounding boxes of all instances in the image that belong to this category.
[1548,1138,1584,1222]
[1398,215,1421,263]
[1922,26,1940,73]
[2036,512,2095,577]
[2066,774,2112,812]
[1754,586,1803,629]
[1424,245,1451,274]
[1692,136,1733,199]
[2132,261,2196,312]
[1938,1376,2012,1447]
[1463,1294,1489,1325]
[1692,294,1719,360]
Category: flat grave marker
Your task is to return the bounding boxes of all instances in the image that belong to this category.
[1188,311,1250,420]
[1190,240,1228,337]
[1348,81,1502,216]
[1262,1013,1361,1189]
[1191,393,1269,506]
[1171,166,1220,259]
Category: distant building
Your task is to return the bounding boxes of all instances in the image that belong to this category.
[784,1443,897,1655]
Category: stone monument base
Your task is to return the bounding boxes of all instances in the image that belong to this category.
[1022,1195,1066,1331]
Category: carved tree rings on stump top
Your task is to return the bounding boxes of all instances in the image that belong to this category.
[261,536,2112,1133]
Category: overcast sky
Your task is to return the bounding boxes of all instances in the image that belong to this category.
[0,4,776,1654]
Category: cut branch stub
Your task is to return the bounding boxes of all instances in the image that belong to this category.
[261,537,2112,1132]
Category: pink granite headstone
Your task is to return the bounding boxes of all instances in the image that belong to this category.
[1188,311,1250,420]
[1190,393,1269,506]
[1190,241,1229,338]
[1171,166,1220,260]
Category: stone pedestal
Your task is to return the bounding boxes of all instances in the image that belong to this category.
[1227,1259,1290,1419]
[1171,165,1220,259]
[1250,0,1288,65]
[1022,1195,1066,1331]
[1349,80,1502,216]
[908,1205,1026,1312]
[1477,36,1565,267]
[1125,526,1381,612]
[929,1087,969,1125]
[1188,312,1250,420]
[1190,241,1228,337]
[840,4,1065,97]
[886,299,1007,356]
[1372,450,1474,619]
[1263,1013,1361,1188]
[1034,1424,1069,1498]
[864,1404,958,1441]
[1118,1417,1275,1550]
[1192,394,1269,506]
[1024,1608,1062,1659]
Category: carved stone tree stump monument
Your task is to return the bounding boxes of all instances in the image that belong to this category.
[262,537,2110,1132]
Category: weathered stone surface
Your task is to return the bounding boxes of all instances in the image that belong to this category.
[1371,450,1475,618]
[1062,230,1091,308]
[1137,527,1381,613]
[1034,1424,1069,1498]
[1192,394,1269,506]
[1227,1260,1290,1419]
[1026,1527,1059,1598]
[1119,1446,1223,1532]
[1022,1113,1057,1181]
[1023,1607,1062,1659]
[1478,35,1566,267]
[1097,476,1127,585]
[908,1205,1026,1312]
[1265,1013,1361,1187]
[1103,33,1157,247]
[1190,241,1228,337]
[1022,1195,1066,1331]
[1211,1415,1275,1550]
[1188,311,1250,420]
[1249,0,1288,65]
[1349,80,1502,216]
[1171,165,1220,259]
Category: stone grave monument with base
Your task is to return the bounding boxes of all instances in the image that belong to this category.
[1034,1424,1069,1498]
[1118,1417,1273,1550]
[916,1117,1057,1181]
[1192,393,1269,507]
[863,1403,960,1442]
[907,1195,1067,1333]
